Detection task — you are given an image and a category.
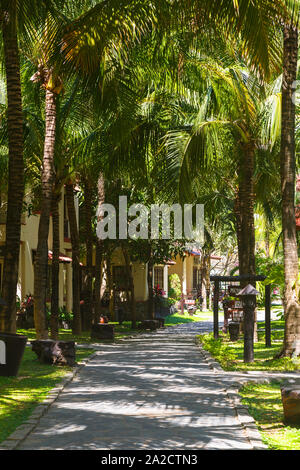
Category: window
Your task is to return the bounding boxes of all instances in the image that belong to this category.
[154,267,164,288]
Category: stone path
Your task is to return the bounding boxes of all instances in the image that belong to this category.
[17,322,267,451]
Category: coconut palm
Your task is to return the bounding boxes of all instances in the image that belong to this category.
[0,0,61,333]
[279,2,300,357]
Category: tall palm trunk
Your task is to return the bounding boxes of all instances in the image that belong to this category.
[106,255,114,321]
[238,142,257,360]
[122,246,136,329]
[94,240,103,324]
[234,193,243,272]
[34,88,57,339]
[0,3,24,333]
[280,23,300,357]
[200,254,208,311]
[50,191,60,339]
[82,180,93,330]
[147,259,154,319]
[206,254,211,310]
[94,173,105,323]
[66,182,81,335]
[238,142,256,279]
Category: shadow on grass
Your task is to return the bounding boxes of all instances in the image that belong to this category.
[0,347,95,444]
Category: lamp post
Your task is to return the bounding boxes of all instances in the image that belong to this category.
[237,284,259,363]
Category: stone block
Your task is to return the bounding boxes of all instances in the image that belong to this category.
[91,324,115,340]
[281,386,300,425]
[138,320,160,331]
[31,340,76,366]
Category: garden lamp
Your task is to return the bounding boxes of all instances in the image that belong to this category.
[237,284,259,363]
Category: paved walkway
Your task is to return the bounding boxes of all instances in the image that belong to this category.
[17,322,265,450]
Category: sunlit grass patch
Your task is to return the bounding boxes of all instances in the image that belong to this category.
[165,310,216,325]
[0,347,94,443]
[240,382,300,450]
[197,332,299,372]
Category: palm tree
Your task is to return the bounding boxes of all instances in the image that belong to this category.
[31,63,61,339]
[0,1,24,333]
[0,0,57,333]
[279,3,300,357]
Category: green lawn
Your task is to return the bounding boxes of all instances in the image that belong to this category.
[18,314,216,343]
[165,310,216,325]
[240,382,300,450]
[197,322,299,372]
[0,347,95,444]
[17,321,141,344]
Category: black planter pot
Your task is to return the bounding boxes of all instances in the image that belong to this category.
[0,332,28,377]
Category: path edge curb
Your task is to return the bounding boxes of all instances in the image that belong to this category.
[0,349,99,451]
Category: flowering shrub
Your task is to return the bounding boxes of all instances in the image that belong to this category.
[153,285,166,298]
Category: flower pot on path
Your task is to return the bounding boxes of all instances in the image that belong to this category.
[0,332,28,377]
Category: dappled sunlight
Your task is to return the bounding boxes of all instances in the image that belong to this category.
[40,424,87,435]
[18,323,253,450]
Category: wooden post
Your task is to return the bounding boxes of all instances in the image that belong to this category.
[265,284,271,347]
[243,296,255,363]
[213,281,219,339]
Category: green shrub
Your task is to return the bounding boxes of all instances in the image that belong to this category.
[198,333,237,368]
[168,273,181,301]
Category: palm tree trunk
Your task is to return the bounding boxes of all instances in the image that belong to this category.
[122,246,136,329]
[34,88,57,339]
[0,3,24,333]
[206,254,211,310]
[94,240,103,324]
[106,255,114,321]
[200,254,208,311]
[82,179,93,330]
[50,192,60,339]
[234,193,243,272]
[66,182,81,335]
[238,142,257,360]
[280,23,300,357]
[94,172,105,323]
[147,260,154,319]
[238,143,256,279]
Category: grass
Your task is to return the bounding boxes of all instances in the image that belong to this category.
[17,321,141,344]
[197,322,299,371]
[0,346,95,444]
[165,310,216,326]
[18,313,216,343]
[240,382,300,450]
